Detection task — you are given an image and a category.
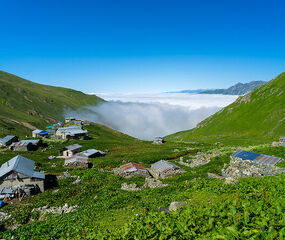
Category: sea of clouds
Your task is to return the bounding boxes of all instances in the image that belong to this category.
[67,93,238,140]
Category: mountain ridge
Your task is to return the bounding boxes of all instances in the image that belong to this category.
[0,71,103,136]
[166,72,285,145]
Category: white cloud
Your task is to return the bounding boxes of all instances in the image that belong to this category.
[68,93,238,140]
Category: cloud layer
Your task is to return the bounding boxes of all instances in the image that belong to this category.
[67,93,238,140]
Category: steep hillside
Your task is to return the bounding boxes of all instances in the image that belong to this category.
[200,80,266,95]
[167,73,285,145]
[0,71,103,135]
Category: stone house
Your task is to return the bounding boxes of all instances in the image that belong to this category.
[62,144,82,157]
[0,155,45,193]
[114,162,150,178]
[150,160,185,178]
[153,137,165,144]
[231,149,282,165]
[10,139,42,151]
[56,125,88,140]
[76,149,106,158]
[0,135,18,147]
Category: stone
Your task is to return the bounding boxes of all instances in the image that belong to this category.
[173,149,180,152]
[142,177,168,189]
[72,176,82,185]
[169,202,187,211]
[121,183,140,191]
[51,163,57,168]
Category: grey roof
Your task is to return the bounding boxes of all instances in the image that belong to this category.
[0,155,45,179]
[232,149,282,165]
[11,139,41,147]
[78,149,100,157]
[64,144,82,151]
[57,125,87,136]
[32,129,43,134]
[0,135,17,144]
[151,160,181,173]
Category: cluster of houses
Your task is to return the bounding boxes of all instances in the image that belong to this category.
[115,160,184,179]
[0,135,42,151]
[61,143,106,169]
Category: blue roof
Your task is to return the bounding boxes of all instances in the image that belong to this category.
[234,150,261,161]
[232,150,282,165]
[38,131,48,135]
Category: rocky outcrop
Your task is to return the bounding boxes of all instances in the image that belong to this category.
[179,150,221,168]
[33,203,79,216]
[142,177,168,189]
[121,183,140,191]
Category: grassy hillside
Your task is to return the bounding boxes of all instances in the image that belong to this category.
[167,72,285,145]
[0,71,103,136]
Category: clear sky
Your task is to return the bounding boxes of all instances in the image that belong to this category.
[0,0,284,93]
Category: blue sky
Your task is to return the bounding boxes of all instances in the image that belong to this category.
[0,0,284,93]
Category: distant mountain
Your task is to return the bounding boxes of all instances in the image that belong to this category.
[200,81,266,95]
[167,89,208,94]
[0,71,103,135]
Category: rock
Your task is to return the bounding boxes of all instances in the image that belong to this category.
[121,183,140,191]
[173,149,180,152]
[272,142,280,147]
[169,202,187,211]
[51,163,57,168]
[72,176,82,185]
[48,156,56,160]
[225,177,238,184]
[52,189,59,193]
[34,204,79,218]
[157,207,170,213]
[179,150,221,168]
[0,212,11,221]
[143,177,168,189]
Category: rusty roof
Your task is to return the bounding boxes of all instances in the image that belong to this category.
[120,162,146,172]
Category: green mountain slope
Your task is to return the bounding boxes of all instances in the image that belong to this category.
[0,71,103,135]
[166,72,285,145]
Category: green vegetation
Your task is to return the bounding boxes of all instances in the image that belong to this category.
[167,72,285,145]
[0,123,284,239]
[0,71,103,136]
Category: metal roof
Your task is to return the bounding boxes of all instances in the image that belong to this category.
[0,155,45,179]
[0,135,17,144]
[232,149,282,165]
[32,129,43,134]
[10,139,41,147]
[57,125,87,136]
[151,160,181,173]
[120,162,147,173]
[64,144,82,151]
[78,149,100,157]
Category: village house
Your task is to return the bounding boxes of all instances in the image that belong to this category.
[32,129,48,138]
[64,155,89,168]
[56,125,88,140]
[0,155,45,193]
[150,160,185,178]
[76,149,106,158]
[0,135,18,147]
[279,137,285,147]
[62,144,82,157]
[10,139,42,151]
[65,117,76,123]
[153,137,165,144]
[114,162,150,178]
[231,149,282,165]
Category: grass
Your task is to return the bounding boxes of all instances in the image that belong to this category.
[0,122,284,239]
